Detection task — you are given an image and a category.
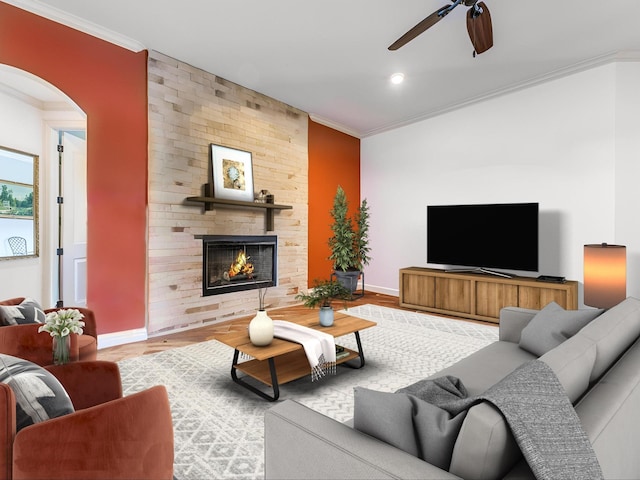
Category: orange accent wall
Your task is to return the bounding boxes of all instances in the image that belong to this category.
[308,119,360,285]
[0,3,148,334]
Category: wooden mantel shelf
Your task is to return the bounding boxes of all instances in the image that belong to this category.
[185,196,292,231]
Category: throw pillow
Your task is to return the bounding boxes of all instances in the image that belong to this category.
[519,302,603,356]
[0,297,45,326]
[0,354,74,431]
[353,386,466,471]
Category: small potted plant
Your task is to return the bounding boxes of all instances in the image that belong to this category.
[296,279,351,326]
[328,185,371,293]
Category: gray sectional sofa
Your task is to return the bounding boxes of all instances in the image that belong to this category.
[265,297,640,479]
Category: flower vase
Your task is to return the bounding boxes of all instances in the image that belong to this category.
[53,335,71,365]
[249,310,274,346]
[319,306,334,327]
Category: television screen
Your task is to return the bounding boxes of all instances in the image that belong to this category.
[427,202,539,272]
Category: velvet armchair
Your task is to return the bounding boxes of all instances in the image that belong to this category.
[0,297,97,366]
[0,360,174,480]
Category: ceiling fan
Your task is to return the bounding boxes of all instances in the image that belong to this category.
[388,0,493,56]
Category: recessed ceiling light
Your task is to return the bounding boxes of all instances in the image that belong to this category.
[390,73,405,85]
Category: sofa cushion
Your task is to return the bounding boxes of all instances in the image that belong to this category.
[519,302,603,356]
[0,353,74,431]
[449,402,521,480]
[0,297,45,326]
[574,337,640,478]
[539,333,597,403]
[429,340,536,395]
[576,296,640,382]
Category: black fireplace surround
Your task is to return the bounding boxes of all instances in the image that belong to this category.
[197,235,277,296]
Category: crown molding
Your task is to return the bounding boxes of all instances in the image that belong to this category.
[3,0,145,52]
[0,82,43,109]
[308,114,362,139]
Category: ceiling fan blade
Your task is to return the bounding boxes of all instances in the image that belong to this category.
[466,1,493,54]
[388,5,452,51]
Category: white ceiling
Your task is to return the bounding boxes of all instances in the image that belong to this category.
[4,0,640,137]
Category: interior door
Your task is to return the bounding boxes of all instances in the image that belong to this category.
[61,132,87,307]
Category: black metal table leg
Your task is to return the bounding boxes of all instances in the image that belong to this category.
[343,331,366,369]
[231,349,280,401]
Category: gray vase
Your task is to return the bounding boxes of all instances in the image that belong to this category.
[319,306,334,327]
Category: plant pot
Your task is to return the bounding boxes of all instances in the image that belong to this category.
[319,306,334,327]
[248,310,274,346]
[334,270,361,294]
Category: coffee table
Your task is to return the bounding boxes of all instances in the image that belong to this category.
[211,310,376,401]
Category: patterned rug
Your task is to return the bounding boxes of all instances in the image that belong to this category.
[117,304,498,480]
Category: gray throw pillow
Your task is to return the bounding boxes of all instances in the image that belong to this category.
[353,386,466,471]
[0,354,74,431]
[0,297,45,326]
[519,302,603,356]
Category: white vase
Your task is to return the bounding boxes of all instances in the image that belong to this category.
[249,309,274,346]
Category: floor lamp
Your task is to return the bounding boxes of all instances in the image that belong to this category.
[584,243,626,309]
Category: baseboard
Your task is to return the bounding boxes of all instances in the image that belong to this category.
[97,328,148,349]
[363,284,399,297]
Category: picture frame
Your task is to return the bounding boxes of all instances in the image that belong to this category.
[210,144,254,202]
[0,145,39,259]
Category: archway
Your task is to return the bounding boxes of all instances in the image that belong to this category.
[0,64,87,306]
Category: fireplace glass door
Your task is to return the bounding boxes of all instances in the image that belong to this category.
[201,235,277,296]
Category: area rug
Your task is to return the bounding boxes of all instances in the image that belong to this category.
[117,304,498,480]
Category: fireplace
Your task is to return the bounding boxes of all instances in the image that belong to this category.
[197,235,277,296]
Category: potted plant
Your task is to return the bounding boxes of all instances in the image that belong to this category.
[328,185,371,293]
[296,279,351,326]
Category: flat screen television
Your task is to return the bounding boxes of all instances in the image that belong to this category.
[427,202,539,274]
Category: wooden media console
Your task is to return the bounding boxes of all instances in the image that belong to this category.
[399,267,578,324]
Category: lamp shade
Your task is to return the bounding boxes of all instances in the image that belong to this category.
[584,243,626,309]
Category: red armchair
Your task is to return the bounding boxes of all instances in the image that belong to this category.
[1,361,174,480]
[0,298,97,366]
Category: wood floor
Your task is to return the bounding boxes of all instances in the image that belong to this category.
[97,291,404,362]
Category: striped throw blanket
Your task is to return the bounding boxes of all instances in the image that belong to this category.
[273,320,336,381]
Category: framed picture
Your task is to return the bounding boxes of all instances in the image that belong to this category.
[0,145,39,259]
[210,144,254,202]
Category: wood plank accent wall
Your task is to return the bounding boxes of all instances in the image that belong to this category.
[147,51,309,335]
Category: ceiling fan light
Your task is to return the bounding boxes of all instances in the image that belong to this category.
[390,73,405,85]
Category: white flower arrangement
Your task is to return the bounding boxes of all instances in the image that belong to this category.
[38,309,85,337]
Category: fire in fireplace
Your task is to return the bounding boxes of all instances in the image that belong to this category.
[197,235,277,296]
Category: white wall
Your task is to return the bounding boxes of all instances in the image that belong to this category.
[362,62,640,305]
[0,90,45,300]
[614,61,640,301]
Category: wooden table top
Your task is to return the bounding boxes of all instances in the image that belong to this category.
[209,310,376,361]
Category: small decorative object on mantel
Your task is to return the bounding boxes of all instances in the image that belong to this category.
[254,189,270,203]
[249,287,274,346]
[296,279,351,327]
[38,308,85,365]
